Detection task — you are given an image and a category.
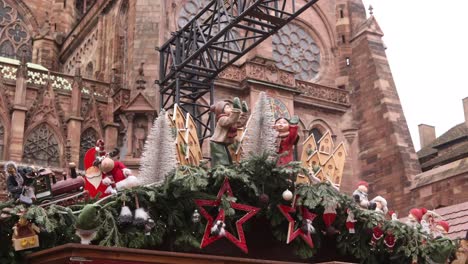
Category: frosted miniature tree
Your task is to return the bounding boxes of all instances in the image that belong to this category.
[241,92,277,158]
[139,110,177,186]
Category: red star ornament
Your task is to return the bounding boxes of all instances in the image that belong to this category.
[195,178,260,253]
[277,197,316,249]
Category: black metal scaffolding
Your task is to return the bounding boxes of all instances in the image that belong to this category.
[158,0,319,144]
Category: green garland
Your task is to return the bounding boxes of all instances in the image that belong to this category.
[0,153,458,263]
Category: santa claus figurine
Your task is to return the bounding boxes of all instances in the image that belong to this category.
[99,157,139,191]
[83,166,112,198]
[353,181,376,210]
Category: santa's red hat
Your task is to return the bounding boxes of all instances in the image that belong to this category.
[436,220,450,233]
[356,181,369,188]
[409,208,427,222]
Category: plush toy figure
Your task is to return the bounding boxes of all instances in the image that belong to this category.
[371,196,388,214]
[406,208,427,228]
[75,204,101,244]
[6,161,24,200]
[83,166,112,198]
[6,161,36,204]
[433,220,450,238]
[352,181,376,210]
[274,115,299,166]
[210,97,248,167]
[99,157,139,191]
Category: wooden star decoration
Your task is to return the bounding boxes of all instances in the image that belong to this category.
[277,197,316,249]
[195,178,260,253]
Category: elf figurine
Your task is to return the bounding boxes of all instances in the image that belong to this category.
[210,97,248,167]
[406,207,427,228]
[352,181,376,210]
[274,115,299,166]
[75,204,101,244]
[433,220,450,238]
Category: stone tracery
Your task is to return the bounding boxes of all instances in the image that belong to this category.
[0,0,32,61]
[22,123,61,167]
[272,23,321,81]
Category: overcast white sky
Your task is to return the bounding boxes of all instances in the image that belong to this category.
[361,0,467,151]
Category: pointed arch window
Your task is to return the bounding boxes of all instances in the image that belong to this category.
[23,124,60,167]
[79,128,98,169]
[309,127,324,145]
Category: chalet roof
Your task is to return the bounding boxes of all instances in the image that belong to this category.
[435,201,468,240]
[417,123,468,169]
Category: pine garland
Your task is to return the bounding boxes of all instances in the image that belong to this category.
[0,153,458,263]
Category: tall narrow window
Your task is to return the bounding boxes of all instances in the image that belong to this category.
[340,9,344,18]
[79,128,98,169]
[0,121,4,159]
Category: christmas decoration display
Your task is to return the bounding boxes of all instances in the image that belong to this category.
[406,207,427,228]
[6,161,36,204]
[345,209,356,234]
[434,220,450,237]
[240,92,276,159]
[371,195,388,214]
[191,209,200,223]
[100,157,139,191]
[322,202,338,232]
[300,131,347,189]
[75,204,101,245]
[195,178,260,253]
[278,197,316,249]
[274,115,299,166]
[210,97,249,167]
[282,189,293,201]
[83,166,109,198]
[352,181,376,210]
[139,110,178,186]
[12,215,40,251]
[0,153,457,263]
[118,201,133,227]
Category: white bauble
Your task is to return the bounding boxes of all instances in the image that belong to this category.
[282,189,293,201]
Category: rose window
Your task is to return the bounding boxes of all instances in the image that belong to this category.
[272,23,321,81]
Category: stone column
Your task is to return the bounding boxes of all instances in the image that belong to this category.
[104,124,119,151]
[67,66,83,164]
[125,113,135,158]
[146,113,154,132]
[9,54,28,162]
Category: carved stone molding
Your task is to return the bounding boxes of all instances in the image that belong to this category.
[296,80,350,105]
[218,60,296,88]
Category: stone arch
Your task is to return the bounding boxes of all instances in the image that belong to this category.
[308,119,333,143]
[85,61,94,78]
[78,127,99,169]
[22,122,65,168]
[113,0,129,85]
